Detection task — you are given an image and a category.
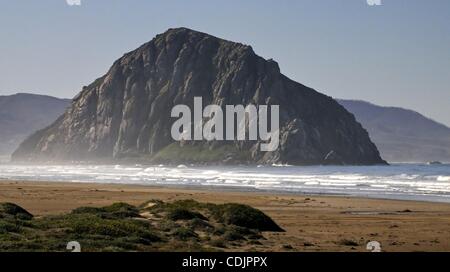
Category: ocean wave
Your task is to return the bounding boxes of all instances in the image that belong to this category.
[0,163,449,202]
[437,176,450,182]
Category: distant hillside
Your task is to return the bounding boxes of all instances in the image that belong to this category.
[0,93,70,156]
[338,99,450,163]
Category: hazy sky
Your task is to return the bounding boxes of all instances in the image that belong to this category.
[0,0,449,125]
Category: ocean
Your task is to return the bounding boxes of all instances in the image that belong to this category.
[0,163,449,203]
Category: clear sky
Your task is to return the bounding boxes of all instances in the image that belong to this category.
[0,0,449,126]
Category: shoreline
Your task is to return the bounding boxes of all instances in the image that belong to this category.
[1,180,450,251]
[1,163,449,204]
[1,177,450,205]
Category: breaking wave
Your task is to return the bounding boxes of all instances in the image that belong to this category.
[0,163,449,203]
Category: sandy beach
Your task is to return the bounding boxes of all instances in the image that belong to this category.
[1,180,450,252]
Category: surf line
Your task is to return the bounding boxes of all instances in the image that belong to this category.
[170,97,280,151]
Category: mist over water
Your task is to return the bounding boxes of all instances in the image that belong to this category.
[0,163,449,203]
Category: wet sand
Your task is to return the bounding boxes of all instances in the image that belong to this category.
[1,180,450,252]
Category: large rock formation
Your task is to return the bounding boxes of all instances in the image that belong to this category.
[12,28,385,165]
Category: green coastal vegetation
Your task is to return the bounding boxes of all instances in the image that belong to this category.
[0,200,283,252]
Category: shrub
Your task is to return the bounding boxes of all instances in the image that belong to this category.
[210,238,226,248]
[188,218,213,231]
[0,203,33,220]
[167,208,207,221]
[209,204,284,232]
[223,230,245,241]
[70,216,159,241]
[172,227,199,241]
[0,221,23,234]
[72,203,140,219]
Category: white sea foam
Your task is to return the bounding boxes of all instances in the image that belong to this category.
[0,163,449,202]
[437,176,450,182]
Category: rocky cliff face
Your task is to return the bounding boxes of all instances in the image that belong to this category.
[12,28,385,165]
